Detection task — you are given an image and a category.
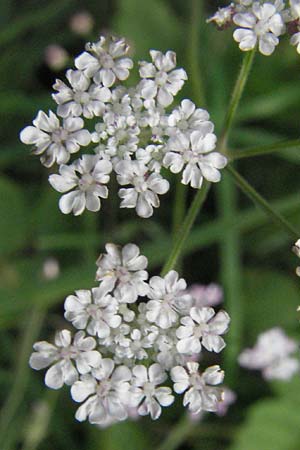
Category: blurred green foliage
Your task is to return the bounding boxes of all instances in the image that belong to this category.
[1,0,300,449]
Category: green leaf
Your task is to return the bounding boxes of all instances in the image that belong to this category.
[230,397,300,450]
[0,176,28,255]
[242,269,300,342]
[113,0,184,60]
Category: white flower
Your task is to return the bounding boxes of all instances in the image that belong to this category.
[163,131,226,188]
[130,363,174,419]
[64,285,121,338]
[167,99,214,137]
[49,155,112,215]
[171,363,224,414]
[138,50,187,107]
[75,36,133,87]
[71,358,131,425]
[233,2,285,55]
[187,283,223,307]
[20,111,91,167]
[290,31,300,52]
[239,327,300,380]
[95,243,149,301]
[292,238,300,276]
[116,161,170,218]
[176,307,230,354]
[53,69,111,118]
[154,328,187,370]
[29,330,101,389]
[146,270,193,329]
[136,144,166,172]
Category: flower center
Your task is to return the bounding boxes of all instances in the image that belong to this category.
[52,128,69,144]
[79,173,95,191]
[254,19,270,36]
[60,345,78,360]
[100,54,114,69]
[74,91,90,105]
[155,71,168,86]
[143,381,155,396]
[97,379,111,397]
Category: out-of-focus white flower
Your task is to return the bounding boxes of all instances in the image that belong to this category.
[20,111,91,168]
[138,50,187,107]
[69,11,94,36]
[29,330,101,389]
[75,36,133,87]
[176,307,230,354]
[239,327,300,380]
[292,238,300,276]
[233,2,285,55]
[42,258,60,280]
[146,270,193,329]
[171,363,224,414]
[95,243,149,300]
[130,363,174,419]
[49,155,112,215]
[116,161,169,218]
[44,45,69,71]
[163,131,226,188]
[53,69,111,118]
[71,358,131,425]
[64,286,121,338]
[187,283,223,307]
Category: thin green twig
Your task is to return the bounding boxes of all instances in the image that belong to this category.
[226,165,299,240]
[161,182,210,275]
[219,50,256,150]
[228,139,300,160]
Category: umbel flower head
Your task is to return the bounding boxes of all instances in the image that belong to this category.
[20,35,227,219]
[207,0,300,56]
[29,243,230,426]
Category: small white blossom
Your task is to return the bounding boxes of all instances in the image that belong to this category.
[138,50,187,107]
[146,270,193,329]
[116,161,170,218]
[95,243,149,300]
[71,358,131,425]
[64,286,121,338]
[167,99,214,137]
[75,36,133,87]
[239,327,300,380]
[233,2,285,55]
[176,307,230,354]
[53,69,111,118]
[29,330,101,389]
[20,111,91,167]
[49,155,112,215]
[130,363,174,419]
[171,363,224,414]
[163,131,227,188]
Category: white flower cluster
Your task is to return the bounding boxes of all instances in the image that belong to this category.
[208,0,300,56]
[239,327,300,380]
[20,35,227,218]
[29,243,230,427]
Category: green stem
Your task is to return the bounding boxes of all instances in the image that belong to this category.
[157,415,195,450]
[228,139,300,160]
[217,174,242,384]
[161,182,210,276]
[172,181,187,237]
[219,50,256,151]
[0,307,45,448]
[226,165,299,239]
[157,415,236,450]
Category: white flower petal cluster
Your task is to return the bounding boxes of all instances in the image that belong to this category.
[29,243,230,426]
[208,1,300,56]
[239,327,300,380]
[20,35,226,219]
[171,362,224,414]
